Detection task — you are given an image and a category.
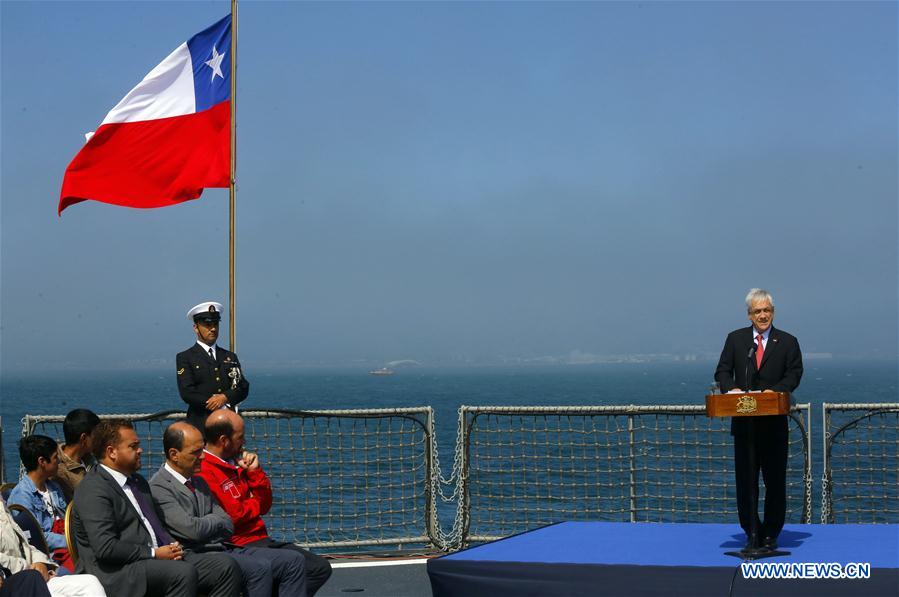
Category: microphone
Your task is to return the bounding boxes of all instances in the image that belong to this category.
[745,346,756,390]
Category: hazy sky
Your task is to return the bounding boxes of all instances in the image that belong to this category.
[1,1,896,371]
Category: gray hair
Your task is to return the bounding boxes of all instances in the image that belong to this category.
[745,288,774,311]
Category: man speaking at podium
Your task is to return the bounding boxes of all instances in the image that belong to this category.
[714,288,803,549]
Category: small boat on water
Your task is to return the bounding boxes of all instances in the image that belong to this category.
[369,367,395,376]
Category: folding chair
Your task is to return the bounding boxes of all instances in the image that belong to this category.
[65,501,79,565]
[7,503,50,555]
[0,482,15,502]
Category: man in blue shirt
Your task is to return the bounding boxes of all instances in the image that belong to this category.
[8,435,72,571]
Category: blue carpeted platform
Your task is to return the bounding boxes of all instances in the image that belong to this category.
[428,522,899,596]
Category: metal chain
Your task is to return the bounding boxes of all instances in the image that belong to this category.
[804,468,814,524]
[431,406,466,500]
[821,411,833,524]
[426,406,466,550]
[793,409,814,524]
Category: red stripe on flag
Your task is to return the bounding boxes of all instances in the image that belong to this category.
[59,100,230,214]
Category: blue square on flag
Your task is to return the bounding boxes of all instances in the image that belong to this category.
[189,14,231,111]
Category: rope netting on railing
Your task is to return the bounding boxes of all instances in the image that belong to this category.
[22,408,436,549]
[19,401,898,552]
[458,405,812,542]
[821,403,899,524]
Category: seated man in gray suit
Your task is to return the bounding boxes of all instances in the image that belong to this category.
[73,419,243,597]
[150,421,307,597]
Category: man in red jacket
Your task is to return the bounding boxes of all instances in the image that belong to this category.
[197,410,332,596]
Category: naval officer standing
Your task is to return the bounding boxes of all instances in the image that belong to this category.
[177,302,250,429]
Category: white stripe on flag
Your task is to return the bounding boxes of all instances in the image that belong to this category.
[100,42,196,126]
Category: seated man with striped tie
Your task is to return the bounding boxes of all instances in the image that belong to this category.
[72,419,243,597]
[150,421,307,597]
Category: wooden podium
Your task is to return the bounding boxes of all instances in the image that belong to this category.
[705,390,792,559]
[705,391,790,418]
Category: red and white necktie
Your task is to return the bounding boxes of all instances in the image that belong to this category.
[755,334,764,369]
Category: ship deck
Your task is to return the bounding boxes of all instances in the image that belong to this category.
[316,522,899,596]
[319,557,433,597]
[429,522,899,597]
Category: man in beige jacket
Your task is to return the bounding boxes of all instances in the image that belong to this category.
[0,499,105,596]
[53,409,101,502]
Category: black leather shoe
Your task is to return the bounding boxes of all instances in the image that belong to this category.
[763,536,777,550]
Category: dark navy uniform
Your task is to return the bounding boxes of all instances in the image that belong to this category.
[177,343,249,430]
[178,301,250,430]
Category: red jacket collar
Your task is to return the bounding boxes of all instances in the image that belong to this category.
[202,449,237,471]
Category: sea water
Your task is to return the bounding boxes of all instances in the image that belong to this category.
[2,360,896,466]
[2,360,896,524]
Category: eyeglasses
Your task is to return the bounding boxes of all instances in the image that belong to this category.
[197,320,220,327]
[750,307,773,316]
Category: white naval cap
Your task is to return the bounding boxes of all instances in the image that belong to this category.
[187,301,224,322]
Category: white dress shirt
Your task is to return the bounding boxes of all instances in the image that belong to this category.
[99,464,159,549]
[163,463,190,485]
[196,340,217,360]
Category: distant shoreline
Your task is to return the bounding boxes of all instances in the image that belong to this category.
[3,354,896,378]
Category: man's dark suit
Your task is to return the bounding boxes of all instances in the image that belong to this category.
[73,466,243,597]
[176,343,249,429]
[714,325,803,541]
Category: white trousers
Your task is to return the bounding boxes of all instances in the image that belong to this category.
[47,574,107,597]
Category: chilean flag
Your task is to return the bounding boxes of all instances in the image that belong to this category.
[59,14,232,214]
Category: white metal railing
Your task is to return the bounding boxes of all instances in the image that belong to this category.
[821,403,899,524]
[457,404,812,543]
[16,401,899,550]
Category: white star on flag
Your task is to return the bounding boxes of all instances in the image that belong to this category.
[205,46,226,82]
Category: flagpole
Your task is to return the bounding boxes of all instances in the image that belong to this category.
[229,0,238,352]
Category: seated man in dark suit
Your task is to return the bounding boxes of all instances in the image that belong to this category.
[715,288,803,550]
[73,419,244,597]
[150,421,307,597]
